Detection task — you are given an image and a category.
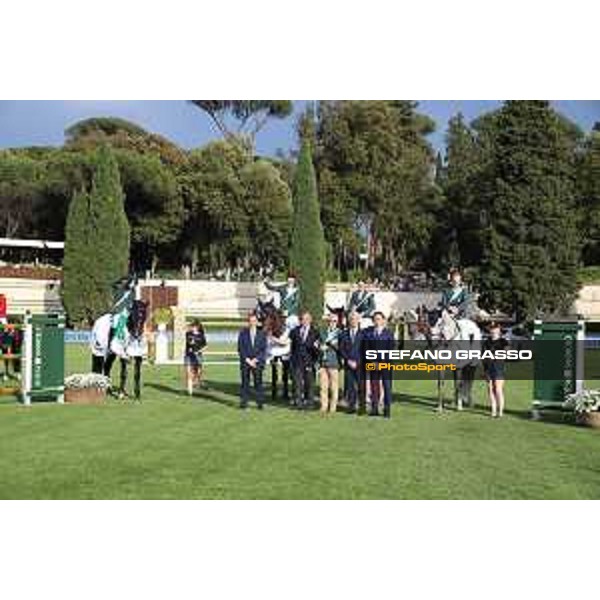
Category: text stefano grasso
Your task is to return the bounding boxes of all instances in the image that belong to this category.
[364,349,533,361]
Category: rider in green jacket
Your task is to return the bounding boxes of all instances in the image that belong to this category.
[265,273,300,318]
[440,268,470,318]
[347,281,375,320]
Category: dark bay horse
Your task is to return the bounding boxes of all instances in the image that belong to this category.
[101,299,149,400]
[262,308,292,402]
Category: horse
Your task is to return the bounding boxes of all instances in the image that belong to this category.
[255,298,278,324]
[326,304,348,330]
[262,308,293,402]
[257,296,299,331]
[91,299,149,400]
[405,306,482,412]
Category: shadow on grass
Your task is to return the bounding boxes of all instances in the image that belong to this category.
[146,379,293,412]
[146,382,238,410]
[145,382,534,421]
[207,379,297,411]
[392,373,586,425]
[393,392,531,420]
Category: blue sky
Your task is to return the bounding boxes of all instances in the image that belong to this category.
[0,100,598,156]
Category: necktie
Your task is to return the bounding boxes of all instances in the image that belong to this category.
[302,326,308,341]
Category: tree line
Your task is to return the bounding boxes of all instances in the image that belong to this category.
[1,100,599,321]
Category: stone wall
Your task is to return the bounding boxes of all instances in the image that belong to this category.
[573,285,600,320]
[0,278,63,315]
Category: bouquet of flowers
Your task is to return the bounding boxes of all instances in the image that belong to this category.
[64,373,112,391]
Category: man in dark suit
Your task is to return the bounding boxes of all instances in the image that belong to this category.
[237,311,267,409]
[289,310,320,410]
[364,311,394,418]
[339,311,363,414]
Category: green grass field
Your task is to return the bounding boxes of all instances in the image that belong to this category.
[0,344,599,499]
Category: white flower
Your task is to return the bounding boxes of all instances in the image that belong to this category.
[65,373,112,391]
[564,389,600,414]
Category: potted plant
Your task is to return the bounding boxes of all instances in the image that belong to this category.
[64,373,111,404]
[564,389,600,428]
[153,307,173,330]
[152,307,173,364]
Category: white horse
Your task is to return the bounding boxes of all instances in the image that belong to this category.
[408,308,482,412]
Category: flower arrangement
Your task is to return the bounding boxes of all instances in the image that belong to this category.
[64,373,112,391]
[564,389,600,414]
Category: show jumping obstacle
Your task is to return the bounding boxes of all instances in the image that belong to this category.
[532,319,585,418]
[0,313,65,405]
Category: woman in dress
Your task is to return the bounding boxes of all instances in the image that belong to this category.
[184,319,207,396]
[482,322,508,418]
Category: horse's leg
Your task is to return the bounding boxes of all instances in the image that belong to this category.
[271,360,278,401]
[282,359,290,401]
[133,357,142,400]
[103,352,116,378]
[464,369,471,407]
[91,355,104,374]
[454,369,463,411]
[461,366,469,407]
[466,365,475,408]
[119,358,128,398]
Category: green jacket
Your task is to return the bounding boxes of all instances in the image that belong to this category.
[440,285,469,313]
[347,290,375,317]
[319,327,341,368]
[265,282,300,316]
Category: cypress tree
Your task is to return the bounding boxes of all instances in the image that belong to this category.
[290,141,326,320]
[63,189,92,324]
[62,146,130,324]
[442,113,483,267]
[89,144,130,308]
[478,101,581,320]
[578,126,600,264]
